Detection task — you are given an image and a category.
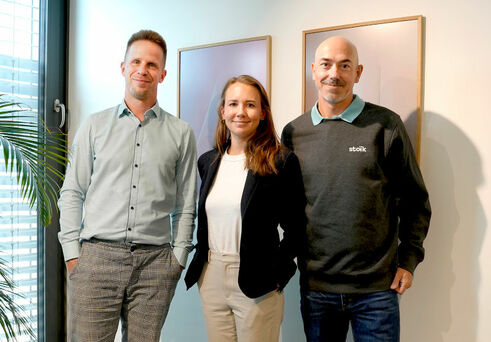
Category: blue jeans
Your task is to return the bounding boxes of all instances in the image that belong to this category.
[301,289,399,342]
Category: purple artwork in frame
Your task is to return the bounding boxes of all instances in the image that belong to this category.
[178,36,271,157]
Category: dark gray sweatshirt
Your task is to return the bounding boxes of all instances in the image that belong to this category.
[282,102,431,293]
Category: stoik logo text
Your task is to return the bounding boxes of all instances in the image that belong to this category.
[349,146,367,152]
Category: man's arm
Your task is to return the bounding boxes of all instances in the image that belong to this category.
[58,119,94,266]
[387,118,431,291]
[277,151,307,289]
[280,123,294,151]
[170,126,197,269]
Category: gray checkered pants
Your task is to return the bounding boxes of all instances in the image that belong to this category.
[68,239,182,342]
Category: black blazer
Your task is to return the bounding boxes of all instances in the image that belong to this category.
[184,149,307,298]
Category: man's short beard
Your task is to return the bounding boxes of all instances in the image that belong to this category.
[317,77,350,104]
[129,88,147,101]
[321,92,346,105]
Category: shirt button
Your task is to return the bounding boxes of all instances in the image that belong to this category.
[134,164,138,167]
[138,124,142,127]
[130,245,136,252]
[133,185,136,189]
[128,227,132,231]
[137,143,140,147]
[130,206,134,210]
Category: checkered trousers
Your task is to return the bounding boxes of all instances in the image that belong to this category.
[68,239,182,342]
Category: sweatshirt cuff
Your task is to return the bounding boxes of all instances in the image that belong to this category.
[398,255,419,274]
[61,240,81,261]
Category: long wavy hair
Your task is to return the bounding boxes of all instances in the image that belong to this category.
[215,75,280,176]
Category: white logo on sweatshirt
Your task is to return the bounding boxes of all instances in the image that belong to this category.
[349,146,367,152]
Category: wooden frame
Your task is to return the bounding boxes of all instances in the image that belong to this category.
[303,16,424,159]
[178,36,271,156]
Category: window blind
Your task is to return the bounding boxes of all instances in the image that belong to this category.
[0,0,40,340]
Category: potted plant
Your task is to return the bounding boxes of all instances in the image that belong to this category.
[0,93,66,341]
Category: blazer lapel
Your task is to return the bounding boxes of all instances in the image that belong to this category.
[198,154,221,213]
[241,170,259,217]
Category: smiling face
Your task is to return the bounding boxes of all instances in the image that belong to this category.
[312,36,363,112]
[220,82,265,145]
[121,39,167,104]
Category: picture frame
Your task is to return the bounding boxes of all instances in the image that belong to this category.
[303,16,423,159]
[178,36,271,157]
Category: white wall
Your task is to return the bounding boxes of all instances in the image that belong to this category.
[68,0,491,341]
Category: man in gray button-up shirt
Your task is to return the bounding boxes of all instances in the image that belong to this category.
[58,30,197,341]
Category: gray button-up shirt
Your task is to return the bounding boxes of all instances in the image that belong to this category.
[58,101,197,266]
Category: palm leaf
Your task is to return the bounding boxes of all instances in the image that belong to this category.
[0,258,35,341]
[0,93,67,340]
[0,93,67,226]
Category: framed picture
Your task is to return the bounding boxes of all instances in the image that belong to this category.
[303,16,423,159]
[178,36,271,157]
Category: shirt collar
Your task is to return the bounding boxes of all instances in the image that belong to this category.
[311,95,365,126]
[117,100,162,120]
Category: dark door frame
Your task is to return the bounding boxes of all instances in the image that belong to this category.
[38,0,68,340]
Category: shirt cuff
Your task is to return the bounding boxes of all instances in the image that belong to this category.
[172,246,190,268]
[61,240,81,261]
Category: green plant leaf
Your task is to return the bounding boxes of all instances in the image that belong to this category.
[0,93,67,340]
[0,94,67,226]
[0,258,35,341]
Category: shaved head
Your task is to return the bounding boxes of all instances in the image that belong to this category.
[315,36,360,66]
[311,36,363,116]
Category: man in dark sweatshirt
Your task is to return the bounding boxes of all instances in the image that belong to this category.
[281,36,431,342]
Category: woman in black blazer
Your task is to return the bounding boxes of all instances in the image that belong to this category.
[184,75,306,342]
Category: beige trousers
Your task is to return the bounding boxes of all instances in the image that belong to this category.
[198,250,284,342]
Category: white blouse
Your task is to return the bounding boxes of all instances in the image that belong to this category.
[205,151,248,254]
